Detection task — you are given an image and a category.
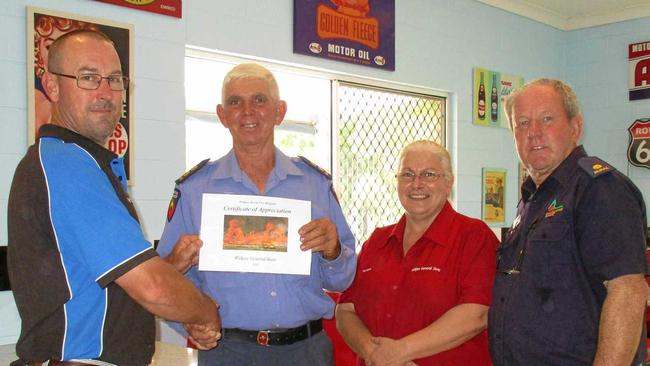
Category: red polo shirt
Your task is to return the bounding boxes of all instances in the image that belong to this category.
[340,202,497,365]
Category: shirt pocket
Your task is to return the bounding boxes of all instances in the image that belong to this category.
[528,219,574,288]
[527,218,588,351]
[351,266,392,303]
[408,269,456,312]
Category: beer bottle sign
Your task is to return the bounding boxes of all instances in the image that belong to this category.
[473,68,522,128]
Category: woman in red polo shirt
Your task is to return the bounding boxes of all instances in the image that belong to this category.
[336,140,498,366]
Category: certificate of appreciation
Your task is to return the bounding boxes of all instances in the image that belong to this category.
[199,194,312,275]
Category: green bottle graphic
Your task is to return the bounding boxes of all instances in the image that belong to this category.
[491,74,498,122]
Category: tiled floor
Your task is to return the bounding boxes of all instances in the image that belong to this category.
[0,342,197,365]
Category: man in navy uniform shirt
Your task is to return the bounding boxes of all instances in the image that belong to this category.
[488,78,648,365]
[157,63,356,366]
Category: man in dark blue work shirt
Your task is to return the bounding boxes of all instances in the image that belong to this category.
[488,78,648,366]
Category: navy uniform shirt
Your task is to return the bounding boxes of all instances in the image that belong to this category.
[488,146,648,366]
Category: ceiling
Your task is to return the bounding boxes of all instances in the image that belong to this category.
[476,0,650,30]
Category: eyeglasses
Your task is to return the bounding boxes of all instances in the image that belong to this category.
[395,170,445,183]
[50,71,129,91]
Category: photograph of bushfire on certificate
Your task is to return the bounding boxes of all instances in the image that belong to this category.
[223,215,289,253]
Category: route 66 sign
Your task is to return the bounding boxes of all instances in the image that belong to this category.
[628,118,650,169]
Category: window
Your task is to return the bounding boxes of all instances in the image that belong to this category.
[334,83,446,248]
[185,49,447,251]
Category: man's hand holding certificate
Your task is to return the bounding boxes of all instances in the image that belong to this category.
[298,218,342,261]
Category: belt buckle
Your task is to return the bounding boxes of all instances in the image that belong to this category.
[256,330,269,346]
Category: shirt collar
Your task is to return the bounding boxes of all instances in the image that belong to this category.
[386,201,455,248]
[210,147,303,181]
[550,145,586,186]
[39,124,117,166]
[522,145,586,201]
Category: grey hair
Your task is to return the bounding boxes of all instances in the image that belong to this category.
[505,78,582,129]
[221,63,280,103]
[399,140,453,181]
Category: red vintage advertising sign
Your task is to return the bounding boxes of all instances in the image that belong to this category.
[628,118,650,169]
[629,41,650,100]
[94,0,182,18]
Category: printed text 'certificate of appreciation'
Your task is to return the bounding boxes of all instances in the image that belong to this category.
[199,194,311,275]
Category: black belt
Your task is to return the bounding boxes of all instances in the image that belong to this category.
[222,319,323,346]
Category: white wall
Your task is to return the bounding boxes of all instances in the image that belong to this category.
[0,0,644,346]
[183,1,563,221]
[563,17,650,209]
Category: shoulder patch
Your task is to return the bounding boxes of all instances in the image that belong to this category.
[167,188,180,222]
[297,156,332,179]
[175,158,210,184]
[296,156,341,205]
[577,156,614,178]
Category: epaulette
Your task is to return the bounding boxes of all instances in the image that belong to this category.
[175,158,210,184]
[577,156,614,178]
[297,156,332,179]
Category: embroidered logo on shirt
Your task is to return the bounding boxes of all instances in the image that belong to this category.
[592,163,610,175]
[578,157,613,178]
[361,267,372,273]
[411,266,441,272]
[545,199,564,218]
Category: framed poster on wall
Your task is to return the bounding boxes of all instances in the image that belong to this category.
[293,0,395,71]
[473,67,524,128]
[482,168,506,226]
[27,7,134,182]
